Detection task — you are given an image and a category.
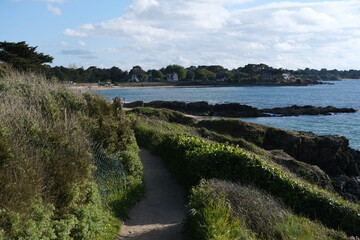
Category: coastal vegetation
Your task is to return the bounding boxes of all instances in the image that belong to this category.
[129,107,360,238]
[0,66,143,239]
[1,41,360,239]
[187,179,348,240]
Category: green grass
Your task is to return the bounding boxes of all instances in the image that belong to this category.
[185,180,258,240]
[127,107,197,125]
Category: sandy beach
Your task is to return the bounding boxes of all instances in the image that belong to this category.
[66,82,220,91]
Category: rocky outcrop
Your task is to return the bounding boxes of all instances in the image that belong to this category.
[124,100,356,118]
[262,129,360,177]
[331,175,360,202]
[268,150,334,190]
[123,100,144,108]
[124,100,268,117]
[263,105,356,116]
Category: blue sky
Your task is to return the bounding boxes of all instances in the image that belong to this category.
[1,0,360,70]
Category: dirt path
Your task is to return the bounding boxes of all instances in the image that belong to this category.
[118,148,185,240]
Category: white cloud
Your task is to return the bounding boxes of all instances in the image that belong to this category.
[78,40,86,46]
[63,0,360,70]
[47,4,61,15]
[60,41,68,46]
[129,0,160,13]
[81,24,95,30]
[63,29,87,37]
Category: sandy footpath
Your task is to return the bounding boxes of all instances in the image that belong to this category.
[118,148,185,240]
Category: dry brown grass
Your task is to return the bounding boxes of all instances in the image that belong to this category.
[0,68,92,212]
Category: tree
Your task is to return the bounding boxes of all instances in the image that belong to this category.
[109,66,124,83]
[148,69,164,82]
[129,66,147,81]
[186,69,195,81]
[195,68,216,81]
[0,41,53,72]
[163,65,187,81]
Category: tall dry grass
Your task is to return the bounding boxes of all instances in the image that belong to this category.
[0,66,138,239]
[208,179,348,240]
[0,67,90,210]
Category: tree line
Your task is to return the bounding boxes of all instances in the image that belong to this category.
[2,41,360,83]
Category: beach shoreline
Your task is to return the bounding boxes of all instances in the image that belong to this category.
[66,83,222,91]
[66,81,325,91]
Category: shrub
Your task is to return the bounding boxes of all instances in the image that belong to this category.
[132,122,360,236]
[0,69,143,239]
[188,179,348,240]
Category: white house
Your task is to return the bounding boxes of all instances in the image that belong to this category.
[282,73,292,80]
[128,74,139,82]
[166,73,178,82]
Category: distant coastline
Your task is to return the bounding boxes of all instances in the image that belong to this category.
[67,80,329,91]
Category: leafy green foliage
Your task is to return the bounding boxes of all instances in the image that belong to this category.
[195,68,216,81]
[147,69,164,82]
[162,64,187,81]
[129,65,147,81]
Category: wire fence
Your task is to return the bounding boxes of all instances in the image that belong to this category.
[92,143,127,199]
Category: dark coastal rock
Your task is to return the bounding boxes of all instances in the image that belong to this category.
[187,101,211,114]
[263,130,360,177]
[262,132,360,201]
[145,101,187,112]
[262,105,357,116]
[125,100,356,118]
[124,101,144,108]
[140,101,267,117]
[331,175,360,201]
[212,103,266,117]
[136,100,265,117]
[268,150,333,190]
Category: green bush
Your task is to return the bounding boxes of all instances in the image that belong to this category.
[133,123,360,236]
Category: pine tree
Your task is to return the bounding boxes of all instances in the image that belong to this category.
[0,41,53,72]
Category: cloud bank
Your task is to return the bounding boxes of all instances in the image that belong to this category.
[63,0,360,70]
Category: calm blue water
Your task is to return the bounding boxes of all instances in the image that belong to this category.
[97,80,360,150]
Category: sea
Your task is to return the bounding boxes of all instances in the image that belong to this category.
[97,80,360,150]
